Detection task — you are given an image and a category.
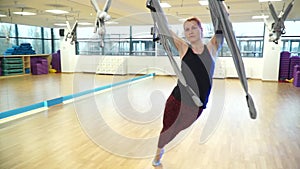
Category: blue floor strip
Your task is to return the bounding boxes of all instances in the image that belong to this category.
[0,73,155,120]
[0,102,46,119]
[47,97,64,107]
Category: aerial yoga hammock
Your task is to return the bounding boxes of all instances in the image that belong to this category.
[90,0,112,48]
[267,0,294,44]
[147,0,257,119]
[146,0,203,108]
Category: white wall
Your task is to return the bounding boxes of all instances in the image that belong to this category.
[127,57,178,75]
[62,55,264,79]
[262,22,281,81]
[60,30,78,73]
[217,57,263,79]
[61,24,280,81]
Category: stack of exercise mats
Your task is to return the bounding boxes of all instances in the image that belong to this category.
[51,50,61,73]
[289,56,300,79]
[0,59,2,76]
[30,57,49,75]
[3,45,19,55]
[14,43,36,55]
[278,51,291,81]
[2,43,36,55]
[293,65,300,87]
[1,57,24,76]
[278,51,300,82]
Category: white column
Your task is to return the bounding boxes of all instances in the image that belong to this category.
[262,22,281,81]
[60,28,78,72]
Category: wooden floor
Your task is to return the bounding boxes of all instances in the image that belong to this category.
[0,73,300,169]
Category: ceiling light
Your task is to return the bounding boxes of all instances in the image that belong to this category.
[259,0,282,2]
[78,22,93,26]
[179,18,186,22]
[106,21,119,25]
[160,2,171,8]
[198,0,208,6]
[0,14,7,17]
[13,12,37,16]
[45,9,69,14]
[54,23,67,26]
[252,15,269,19]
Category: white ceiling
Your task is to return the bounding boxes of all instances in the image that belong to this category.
[0,0,299,28]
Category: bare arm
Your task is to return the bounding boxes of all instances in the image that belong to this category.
[207,1,228,59]
[207,31,224,59]
[170,30,188,59]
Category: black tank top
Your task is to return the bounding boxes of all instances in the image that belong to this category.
[171,45,215,108]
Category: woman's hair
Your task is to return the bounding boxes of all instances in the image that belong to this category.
[184,16,203,31]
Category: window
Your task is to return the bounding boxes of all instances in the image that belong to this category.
[282,21,300,36]
[76,23,266,57]
[0,23,16,54]
[17,25,42,54]
[221,22,265,57]
[18,24,41,38]
[0,23,16,37]
[281,21,300,56]
[44,28,52,39]
[2,20,297,57]
[282,40,300,56]
[52,28,61,52]
[238,38,263,57]
[44,40,52,54]
[202,22,265,57]
[0,23,59,55]
[291,41,300,55]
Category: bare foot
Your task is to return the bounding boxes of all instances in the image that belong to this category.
[153,163,163,169]
[152,148,165,168]
[153,148,164,163]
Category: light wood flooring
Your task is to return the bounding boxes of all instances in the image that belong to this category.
[0,73,300,169]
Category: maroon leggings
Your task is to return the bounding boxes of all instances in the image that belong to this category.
[158,95,203,148]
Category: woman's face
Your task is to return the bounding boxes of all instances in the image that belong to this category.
[184,20,202,43]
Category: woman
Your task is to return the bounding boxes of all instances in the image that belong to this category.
[152,16,224,167]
